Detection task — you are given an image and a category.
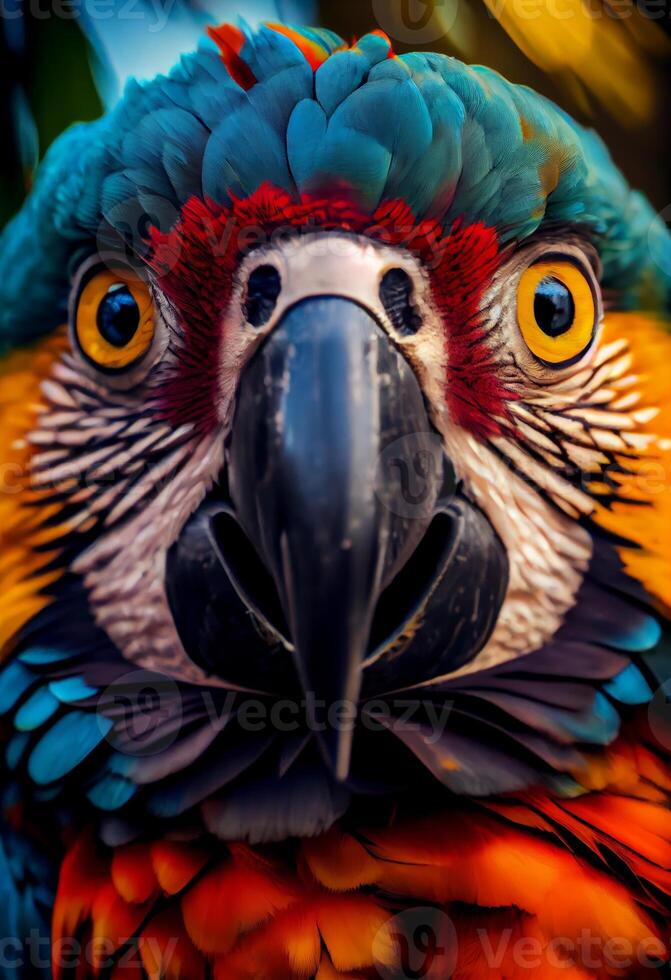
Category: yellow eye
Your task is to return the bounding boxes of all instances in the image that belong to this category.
[517,260,596,366]
[75,269,155,371]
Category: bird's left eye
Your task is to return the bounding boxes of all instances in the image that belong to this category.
[74,269,155,371]
[517,259,596,366]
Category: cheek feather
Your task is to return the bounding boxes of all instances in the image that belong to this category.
[0,331,71,655]
[429,222,513,439]
[591,312,671,609]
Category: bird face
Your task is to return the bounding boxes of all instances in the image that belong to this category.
[25,192,623,787]
[3,26,669,841]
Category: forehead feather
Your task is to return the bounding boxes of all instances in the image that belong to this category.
[0,23,668,352]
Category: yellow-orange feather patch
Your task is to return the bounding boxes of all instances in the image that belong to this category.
[54,736,670,980]
[591,313,671,611]
[0,330,69,657]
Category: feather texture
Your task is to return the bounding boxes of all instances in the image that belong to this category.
[1,24,669,350]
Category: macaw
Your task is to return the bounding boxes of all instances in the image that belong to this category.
[0,12,670,979]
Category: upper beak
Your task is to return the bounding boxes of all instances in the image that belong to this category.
[226,297,445,778]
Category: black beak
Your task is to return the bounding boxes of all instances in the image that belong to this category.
[167,296,509,784]
[226,298,445,778]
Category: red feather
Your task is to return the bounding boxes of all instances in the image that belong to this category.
[148,185,511,437]
[53,718,671,979]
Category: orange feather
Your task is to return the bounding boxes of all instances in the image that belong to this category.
[53,735,670,979]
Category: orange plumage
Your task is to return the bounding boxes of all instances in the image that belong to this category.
[53,712,670,979]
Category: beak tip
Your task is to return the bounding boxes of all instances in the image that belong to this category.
[228,295,447,779]
[319,720,356,783]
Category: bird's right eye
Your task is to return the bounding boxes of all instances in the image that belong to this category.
[516,259,596,367]
[74,268,155,371]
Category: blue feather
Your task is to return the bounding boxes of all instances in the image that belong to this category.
[203,108,295,201]
[315,50,375,118]
[33,786,61,803]
[562,693,621,745]
[5,733,30,771]
[87,774,137,811]
[28,712,113,785]
[287,99,328,189]
[610,613,662,653]
[48,677,98,703]
[19,647,73,666]
[603,663,654,705]
[14,688,60,731]
[0,826,54,978]
[0,662,35,714]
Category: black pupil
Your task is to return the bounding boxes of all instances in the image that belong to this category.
[379,268,422,336]
[533,276,575,337]
[245,265,282,327]
[97,285,141,347]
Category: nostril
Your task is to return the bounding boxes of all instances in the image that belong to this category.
[379,267,422,336]
[245,264,282,327]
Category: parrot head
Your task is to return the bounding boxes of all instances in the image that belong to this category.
[1,23,670,845]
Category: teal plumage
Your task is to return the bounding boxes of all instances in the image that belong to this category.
[1,24,669,356]
[0,818,54,980]
[14,688,60,732]
[27,712,113,786]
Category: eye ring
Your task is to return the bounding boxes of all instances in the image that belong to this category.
[517,258,597,367]
[73,266,156,372]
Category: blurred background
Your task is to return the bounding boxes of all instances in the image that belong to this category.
[1,0,670,227]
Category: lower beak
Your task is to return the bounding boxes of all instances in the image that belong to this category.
[226,297,445,778]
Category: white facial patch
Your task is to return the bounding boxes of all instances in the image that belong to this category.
[215,233,441,428]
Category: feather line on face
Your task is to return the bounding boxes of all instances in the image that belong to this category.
[0,330,70,657]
